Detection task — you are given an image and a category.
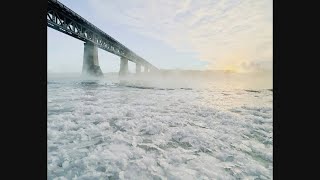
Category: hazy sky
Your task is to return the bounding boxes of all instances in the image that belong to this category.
[48,0,272,73]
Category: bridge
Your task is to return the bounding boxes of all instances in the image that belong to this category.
[47,0,158,77]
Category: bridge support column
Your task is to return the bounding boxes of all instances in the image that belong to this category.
[144,66,149,73]
[82,42,103,77]
[119,57,129,77]
[136,63,141,74]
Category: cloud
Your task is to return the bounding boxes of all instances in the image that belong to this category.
[89,0,272,72]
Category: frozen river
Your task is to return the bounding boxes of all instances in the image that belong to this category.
[48,73,272,179]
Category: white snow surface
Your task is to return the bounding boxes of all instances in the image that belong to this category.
[48,74,272,180]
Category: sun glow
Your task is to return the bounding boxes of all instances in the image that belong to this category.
[223,65,239,73]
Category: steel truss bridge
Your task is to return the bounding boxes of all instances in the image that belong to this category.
[47,0,158,76]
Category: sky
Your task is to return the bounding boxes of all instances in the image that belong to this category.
[48,0,272,73]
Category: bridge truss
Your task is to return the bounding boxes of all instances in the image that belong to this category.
[47,0,157,70]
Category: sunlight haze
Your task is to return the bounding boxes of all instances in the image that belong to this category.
[48,0,272,74]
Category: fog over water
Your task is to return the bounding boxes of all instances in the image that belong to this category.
[48,71,272,179]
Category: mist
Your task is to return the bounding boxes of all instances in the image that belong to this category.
[48,0,273,178]
[48,69,272,91]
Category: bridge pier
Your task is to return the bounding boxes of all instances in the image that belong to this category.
[136,63,141,74]
[82,42,103,77]
[144,66,149,73]
[119,57,129,77]
[48,1,157,76]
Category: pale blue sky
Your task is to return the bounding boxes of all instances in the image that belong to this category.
[48,0,272,73]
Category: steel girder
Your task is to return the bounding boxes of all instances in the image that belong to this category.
[47,0,157,70]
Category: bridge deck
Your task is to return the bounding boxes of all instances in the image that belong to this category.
[47,0,157,70]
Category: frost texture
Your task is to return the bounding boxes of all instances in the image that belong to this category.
[48,75,273,180]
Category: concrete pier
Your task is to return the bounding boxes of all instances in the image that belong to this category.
[82,42,103,77]
[48,1,158,77]
[144,66,149,73]
[136,63,141,74]
[119,57,129,76]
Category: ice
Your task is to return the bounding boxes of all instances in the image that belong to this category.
[48,74,273,179]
